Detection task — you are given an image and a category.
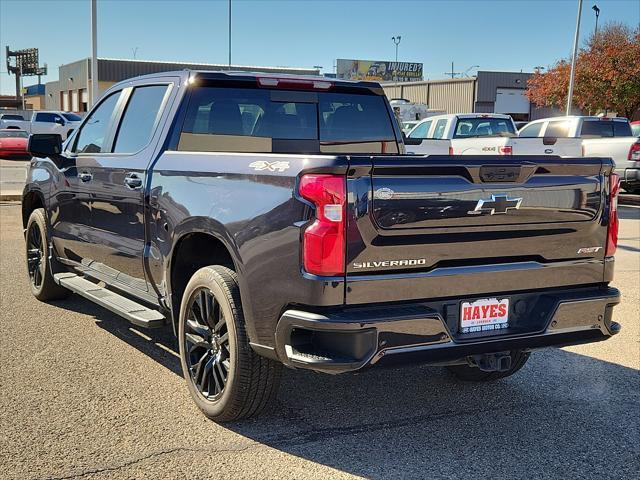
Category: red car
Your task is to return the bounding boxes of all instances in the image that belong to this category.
[0,129,31,160]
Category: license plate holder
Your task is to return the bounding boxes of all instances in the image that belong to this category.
[460,297,509,334]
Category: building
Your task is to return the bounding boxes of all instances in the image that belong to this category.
[44,58,320,112]
[24,84,45,110]
[382,71,562,121]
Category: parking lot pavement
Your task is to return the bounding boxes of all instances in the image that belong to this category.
[0,159,28,199]
[1,202,638,480]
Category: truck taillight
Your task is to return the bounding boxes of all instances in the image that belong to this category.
[299,174,346,276]
[448,146,454,155]
[628,142,640,162]
[498,146,513,155]
[606,173,620,257]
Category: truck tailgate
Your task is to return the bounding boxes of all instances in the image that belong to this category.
[344,155,612,305]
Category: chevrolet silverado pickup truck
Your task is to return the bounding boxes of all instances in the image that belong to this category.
[406,113,582,157]
[23,71,621,422]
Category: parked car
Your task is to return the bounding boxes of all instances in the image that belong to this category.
[520,116,638,193]
[631,121,640,137]
[0,129,31,159]
[406,113,581,157]
[0,111,82,141]
[23,70,621,422]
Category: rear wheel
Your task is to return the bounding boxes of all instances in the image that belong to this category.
[25,208,70,301]
[178,265,282,422]
[446,350,530,381]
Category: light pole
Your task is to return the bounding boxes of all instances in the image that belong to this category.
[228,0,232,67]
[566,0,583,115]
[391,36,401,62]
[464,65,479,77]
[592,4,600,36]
[132,47,139,59]
[90,0,98,108]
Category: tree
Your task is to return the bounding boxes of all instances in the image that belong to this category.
[527,22,640,119]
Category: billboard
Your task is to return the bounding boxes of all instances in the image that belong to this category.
[336,59,423,83]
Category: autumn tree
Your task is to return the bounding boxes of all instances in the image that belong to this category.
[527,22,640,119]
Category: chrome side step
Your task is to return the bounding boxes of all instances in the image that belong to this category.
[54,273,165,328]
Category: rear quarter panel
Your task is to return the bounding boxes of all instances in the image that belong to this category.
[147,151,348,346]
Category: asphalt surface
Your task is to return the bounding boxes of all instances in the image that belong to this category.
[1,202,638,480]
[0,159,28,198]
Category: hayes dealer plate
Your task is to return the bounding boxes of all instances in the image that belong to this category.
[460,298,509,334]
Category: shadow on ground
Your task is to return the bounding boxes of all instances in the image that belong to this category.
[51,295,640,479]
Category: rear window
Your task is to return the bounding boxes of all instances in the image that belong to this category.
[179,87,397,154]
[1,114,24,121]
[581,120,613,138]
[0,130,28,138]
[453,118,516,138]
[613,121,632,137]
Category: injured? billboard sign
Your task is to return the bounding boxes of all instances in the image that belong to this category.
[336,59,423,83]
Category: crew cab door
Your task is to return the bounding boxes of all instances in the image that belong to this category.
[51,90,122,267]
[89,81,174,293]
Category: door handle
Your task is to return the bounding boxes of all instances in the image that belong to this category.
[78,172,92,182]
[124,173,143,189]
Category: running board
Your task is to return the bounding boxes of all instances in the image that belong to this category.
[54,273,165,328]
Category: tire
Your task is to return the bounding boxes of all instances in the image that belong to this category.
[446,350,530,382]
[25,208,71,301]
[178,265,282,422]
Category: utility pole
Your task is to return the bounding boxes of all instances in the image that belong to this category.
[444,61,460,78]
[567,0,583,115]
[228,0,232,67]
[90,0,99,108]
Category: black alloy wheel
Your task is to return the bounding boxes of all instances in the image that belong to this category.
[183,288,231,400]
[26,221,45,289]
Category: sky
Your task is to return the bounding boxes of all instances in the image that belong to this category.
[1,0,639,95]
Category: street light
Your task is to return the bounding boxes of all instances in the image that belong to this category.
[592,4,600,36]
[392,36,401,62]
[464,65,479,77]
[567,0,583,115]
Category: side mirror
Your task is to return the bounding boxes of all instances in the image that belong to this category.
[402,132,424,146]
[55,117,65,125]
[29,134,75,168]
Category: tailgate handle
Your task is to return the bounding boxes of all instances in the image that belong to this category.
[479,166,520,183]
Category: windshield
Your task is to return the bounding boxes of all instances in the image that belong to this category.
[62,113,83,121]
[453,117,516,138]
[179,86,398,154]
[0,130,28,138]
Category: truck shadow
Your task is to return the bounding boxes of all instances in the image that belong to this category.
[60,296,639,479]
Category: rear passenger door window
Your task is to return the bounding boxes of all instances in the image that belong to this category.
[544,121,570,137]
[432,119,448,139]
[113,85,169,153]
[73,92,121,153]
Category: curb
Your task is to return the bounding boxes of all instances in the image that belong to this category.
[620,195,640,207]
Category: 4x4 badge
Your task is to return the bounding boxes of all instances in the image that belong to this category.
[470,194,522,215]
[249,160,290,172]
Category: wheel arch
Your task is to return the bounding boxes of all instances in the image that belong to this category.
[167,222,241,332]
[21,188,46,230]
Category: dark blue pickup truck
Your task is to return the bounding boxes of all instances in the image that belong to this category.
[22,70,621,421]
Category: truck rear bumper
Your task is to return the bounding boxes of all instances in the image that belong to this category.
[274,286,620,374]
[622,167,640,187]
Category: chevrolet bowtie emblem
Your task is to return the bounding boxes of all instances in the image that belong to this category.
[471,194,522,215]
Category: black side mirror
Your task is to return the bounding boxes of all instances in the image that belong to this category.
[402,132,423,146]
[29,134,74,168]
[54,117,65,125]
